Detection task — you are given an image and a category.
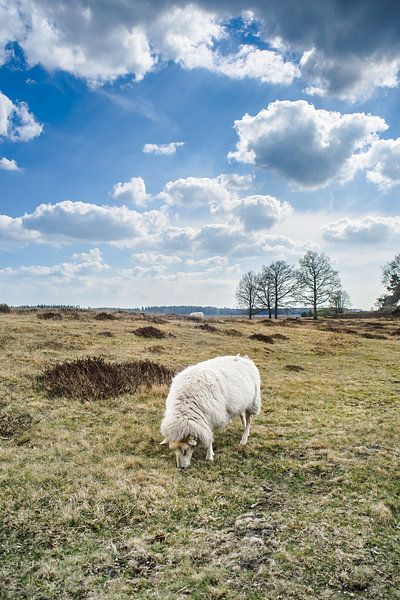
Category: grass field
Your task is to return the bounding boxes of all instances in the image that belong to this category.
[0,311,399,599]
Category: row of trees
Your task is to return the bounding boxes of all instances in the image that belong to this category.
[236,250,350,319]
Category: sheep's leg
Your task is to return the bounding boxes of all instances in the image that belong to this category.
[240,414,252,445]
[240,413,247,430]
[206,442,214,461]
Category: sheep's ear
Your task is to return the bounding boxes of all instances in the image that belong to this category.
[159,438,169,445]
[187,438,197,446]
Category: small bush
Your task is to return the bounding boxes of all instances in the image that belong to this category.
[94,312,117,321]
[285,365,305,372]
[271,333,289,341]
[249,333,275,344]
[98,331,114,337]
[0,303,11,313]
[37,357,175,401]
[134,326,166,339]
[37,311,62,320]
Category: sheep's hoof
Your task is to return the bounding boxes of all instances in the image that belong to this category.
[240,437,248,445]
[206,455,214,461]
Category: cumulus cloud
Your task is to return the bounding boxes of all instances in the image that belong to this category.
[229,100,387,189]
[0,201,168,244]
[233,195,292,231]
[133,252,183,265]
[143,142,184,155]
[0,157,20,171]
[0,248,108,280]
[111,176,149,206]
[0,2,299,87]
[0,90,43,142]
[322,216,400,243]
[360,138,400,191]
[159,176,232,209]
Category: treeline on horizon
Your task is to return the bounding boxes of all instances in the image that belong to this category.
[7,304,306,316]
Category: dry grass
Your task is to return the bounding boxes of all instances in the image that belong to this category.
[0,312,399,599]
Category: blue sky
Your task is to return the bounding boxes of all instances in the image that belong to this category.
[0,0,399,308]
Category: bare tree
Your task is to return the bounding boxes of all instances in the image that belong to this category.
[268,260,298,319]
[256,266,274,319]
[330,288,351,316]
[297,251,339,319]
[236,271,258,319]
[378,253,400,310]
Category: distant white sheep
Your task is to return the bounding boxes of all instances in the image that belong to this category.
[160,355,261,468]
[189,311,204,319]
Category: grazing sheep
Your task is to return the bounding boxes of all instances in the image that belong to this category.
[189,311,204,319]
[160,355,261,468]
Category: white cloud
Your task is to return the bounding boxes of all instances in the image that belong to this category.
[0,248,108,281]
[111,176,149,206]
[229,100,387,189]
[133,252,183,265]
[0,90,43,142]
[0,200,168,244]
[0,157,20,171]
[233,195,292,231]
[143,142,184,155]
[212,44,299,84]
[300,48,400,103]
[159,176,232,209]
[360,138,400,191]
[322,216,400,243]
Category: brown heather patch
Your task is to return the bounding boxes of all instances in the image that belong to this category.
[198,323,218,332]
[37,356,174,400]
[133,326,167,339]
[285,364,305,372]
[249,333,275,344]
[94,312,117,321]
[37,311,63,320]
[271,333,289,341]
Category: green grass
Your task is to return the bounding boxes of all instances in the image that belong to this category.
[0,312,399,599]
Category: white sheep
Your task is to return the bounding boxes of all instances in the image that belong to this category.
[160,355,261,468]
[189,311,204,319]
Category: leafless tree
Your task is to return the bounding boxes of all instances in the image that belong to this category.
[256,266,274,319]
[268,260,298,319]
[236,270,258,319]
[330,288,351,316]
[297,251,339,319]
[377,253,400,310]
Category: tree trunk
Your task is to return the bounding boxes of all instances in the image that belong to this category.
[274,282,278,319]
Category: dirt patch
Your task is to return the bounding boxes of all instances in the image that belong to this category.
[133,326,167,339]
[198,323,218,332]
[94,312,117,321]
[0,412,33,439]
[37,357,174,400]
[37,311,62,320]
[98,331,114,337]
[285,364,305,372]
[250,333,275,344]
[271,334,289,341]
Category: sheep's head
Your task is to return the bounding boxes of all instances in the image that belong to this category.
[160,438,197,468]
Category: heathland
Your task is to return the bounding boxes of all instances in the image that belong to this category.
[0,311,399,599]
